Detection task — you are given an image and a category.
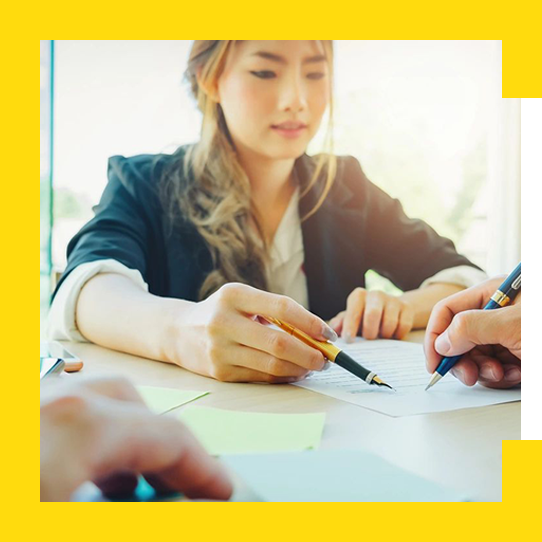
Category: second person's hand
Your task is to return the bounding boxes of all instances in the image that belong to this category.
[40,377,233,502]
[425,278,521,388]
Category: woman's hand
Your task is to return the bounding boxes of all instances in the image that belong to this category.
[164,283,338,383]
[329,288,416,343]
[40,377,233,502]
[425,278,521,388]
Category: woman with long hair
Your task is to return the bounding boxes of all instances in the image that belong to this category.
[48,40,486,383]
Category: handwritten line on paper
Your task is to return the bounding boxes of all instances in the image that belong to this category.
[294,339,520,417]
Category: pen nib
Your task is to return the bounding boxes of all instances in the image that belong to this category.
[425,372,443,392]
[372,376,396,392]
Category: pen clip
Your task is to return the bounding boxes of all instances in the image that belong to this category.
[511,275,521,290]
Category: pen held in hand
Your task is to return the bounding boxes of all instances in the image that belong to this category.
[264,316,396,391]
[425,262,521,391]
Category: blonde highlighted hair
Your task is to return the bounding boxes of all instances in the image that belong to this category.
[164,40,337,300]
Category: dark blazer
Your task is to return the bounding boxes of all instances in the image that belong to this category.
[55,146,481,321]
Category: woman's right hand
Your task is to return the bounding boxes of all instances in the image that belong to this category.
[165,283,338,383]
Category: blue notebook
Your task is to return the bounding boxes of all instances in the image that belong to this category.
[223,450,468,502]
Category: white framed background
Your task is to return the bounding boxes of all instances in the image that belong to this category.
[52,40,518,278]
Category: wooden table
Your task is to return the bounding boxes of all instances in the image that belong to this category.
[62,331,520,502]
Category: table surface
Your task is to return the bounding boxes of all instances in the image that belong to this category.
[62,331,520,502]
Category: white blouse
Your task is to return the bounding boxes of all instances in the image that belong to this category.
[47,188,487,342]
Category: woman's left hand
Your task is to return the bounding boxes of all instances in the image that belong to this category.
[329,288,415,343]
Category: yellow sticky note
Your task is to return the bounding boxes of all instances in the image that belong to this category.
[177,406,326,456]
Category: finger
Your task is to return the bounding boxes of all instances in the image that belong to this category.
[233,345,312,379]
[94,471,139,498]
[467,349,506,384]
[477,365,521,389]
[362,293,385,340]
[93,404,233,501]
[395,306,415,340]
[204,337,309,383]
[457,358,520,389]
[466,350,521,389]
[499,364,521,388]
[228,367,307,384]
[230,316,326,372]
[333,319,345,336]
[230,285,337,341]
[209,362,308,384]
[448,357,480,387]
[342,289,366,343]
[435,309,513,358]
[329,312,346,335]
[380,301,401,339]
[425,279,505,371]
[144,421,233,500]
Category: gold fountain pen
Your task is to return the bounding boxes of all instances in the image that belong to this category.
[265,316,395,390]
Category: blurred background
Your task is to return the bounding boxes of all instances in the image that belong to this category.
[40,40,520,329]
[520,98,542,264]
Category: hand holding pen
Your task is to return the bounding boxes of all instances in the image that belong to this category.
[265,316,395,390]
[166,283,337,384]
[425,266,521,390]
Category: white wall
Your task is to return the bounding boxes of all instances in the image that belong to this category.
[520,98,542,262]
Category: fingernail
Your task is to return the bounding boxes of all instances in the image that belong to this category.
[343,332,354,344]
[480,365,498,381]
[504,367,521,383]
[323,325,338,342]
[323,361,332,372]
[435,333,451,355]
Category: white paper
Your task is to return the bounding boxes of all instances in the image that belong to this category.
[294,339,521,417]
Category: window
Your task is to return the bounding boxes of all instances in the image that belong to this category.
[325,41,511,290]
[40,40,53,325]
[52,41,516,293]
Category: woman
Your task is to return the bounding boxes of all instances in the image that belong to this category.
[48,40,486,383]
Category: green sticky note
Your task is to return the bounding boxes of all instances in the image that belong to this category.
[137,386,209,415]
[177,406,326,456]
